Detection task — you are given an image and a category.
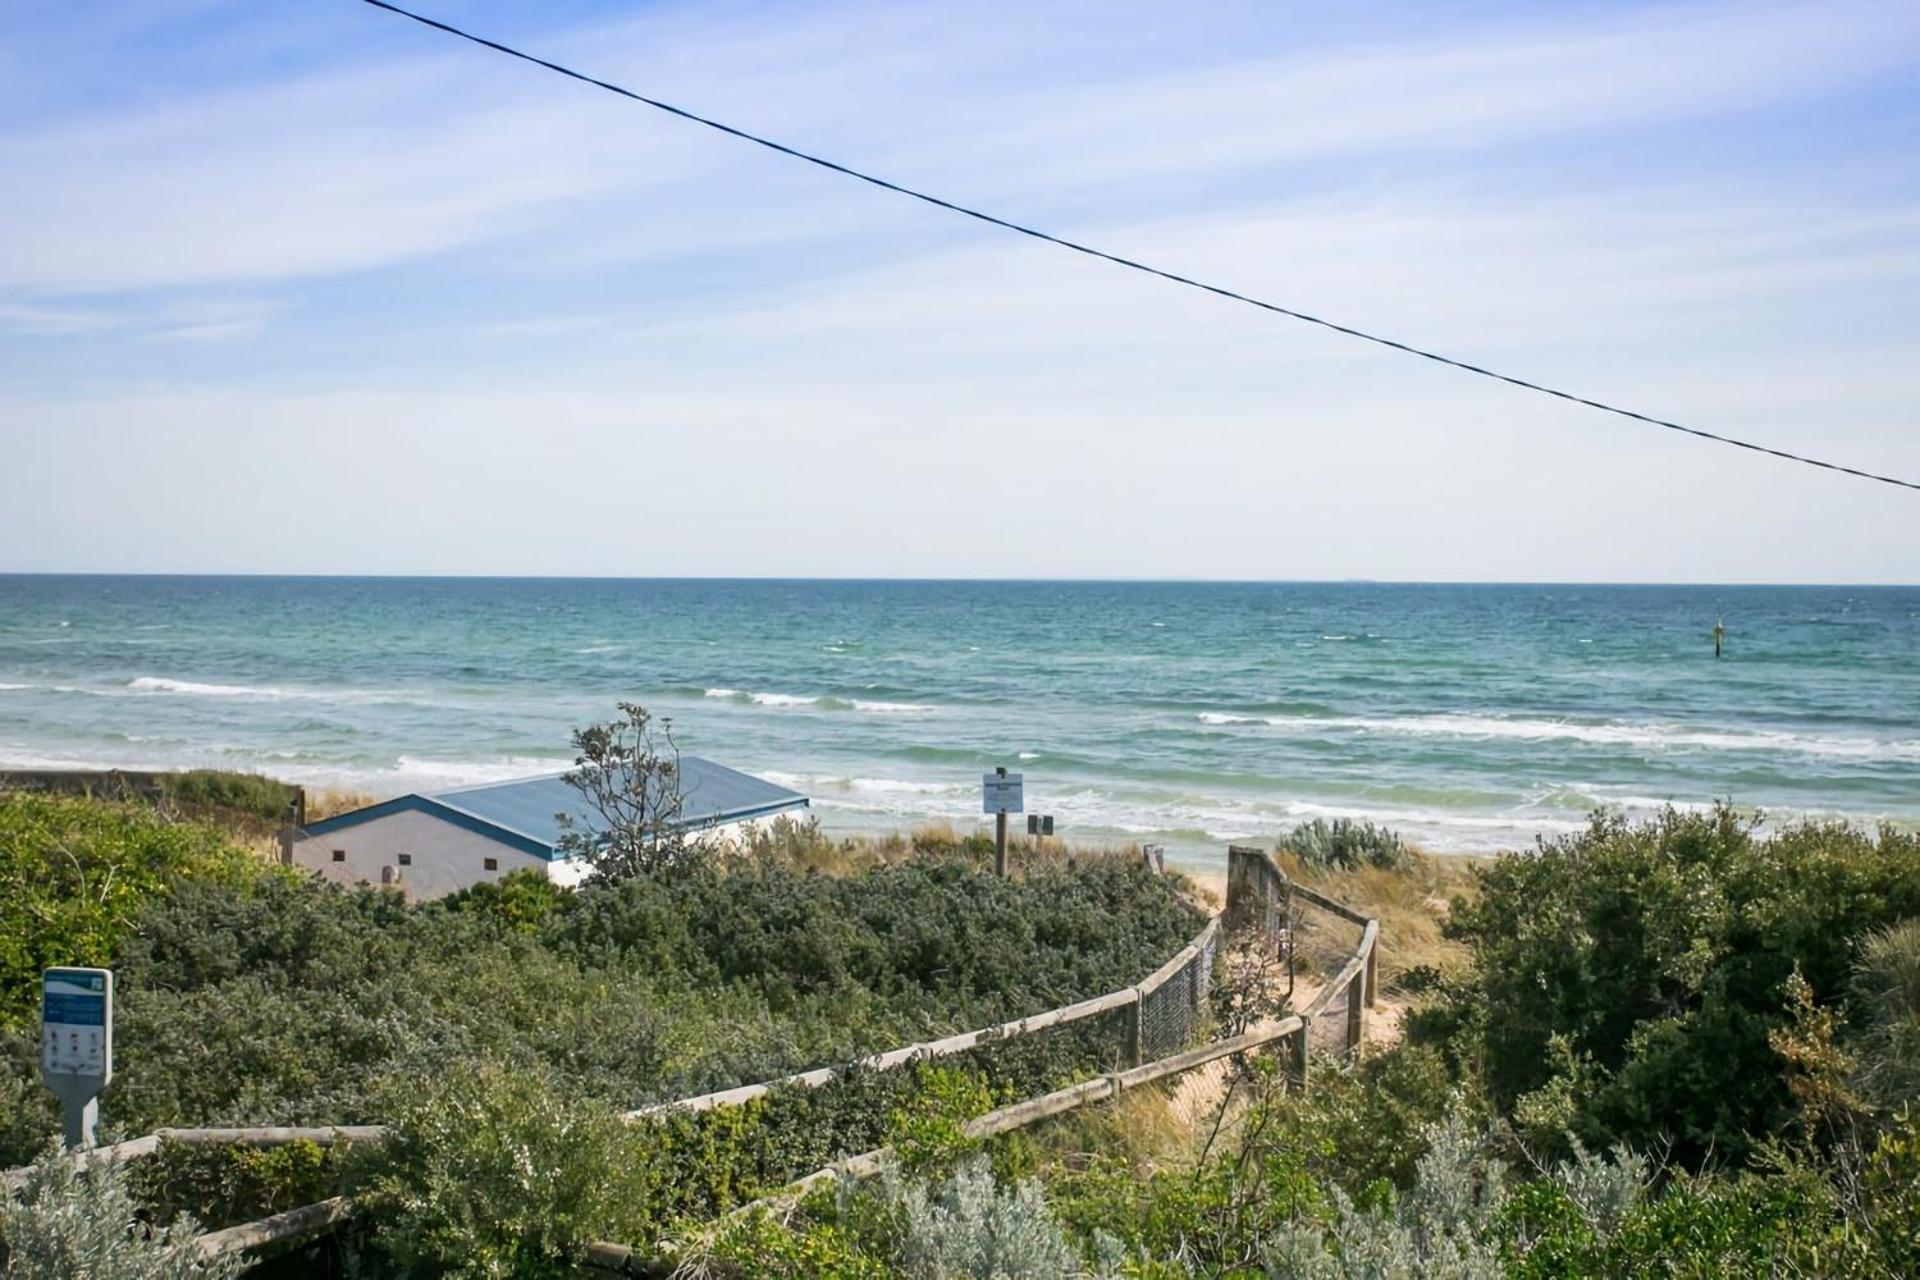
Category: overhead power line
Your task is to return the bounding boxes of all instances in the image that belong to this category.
[364,0,1918,494]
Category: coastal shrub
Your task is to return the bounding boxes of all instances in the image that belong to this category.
[152,770,298,824]
[0,1144,241,1280]
[1280,818,1409,872]
[546,858,1204,1017]
[693,1206,890,1280]
[886,1065,995,1175]
[1858,1107,1920,1275]
[0,791,259,1031]
[440,867,569,935]
[1434,806,1920,1165]
[131,1138,346,1233]
[349,1058,650,1279]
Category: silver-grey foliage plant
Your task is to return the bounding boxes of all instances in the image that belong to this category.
[1259,1115,1652,1280]
[0,1144,241,1280]
[885,1160,1085,1279]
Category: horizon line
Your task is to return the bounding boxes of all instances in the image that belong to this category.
[1,571,1915,590]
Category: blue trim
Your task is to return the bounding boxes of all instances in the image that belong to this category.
[298,795,555,860]
[298,793,810,858]
[687,797,810,830]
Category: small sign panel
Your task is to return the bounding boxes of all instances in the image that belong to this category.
[42,968,111,1083]
[982,772,1024,814]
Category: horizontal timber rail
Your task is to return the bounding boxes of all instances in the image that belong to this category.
[190,1195,357,1261]
[0,1126,386,1194]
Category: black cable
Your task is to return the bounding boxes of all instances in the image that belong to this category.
[363,0,1919,494]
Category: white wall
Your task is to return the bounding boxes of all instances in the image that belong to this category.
[540,816,768,887]
[292,806,806,899]
[292,808,550,900]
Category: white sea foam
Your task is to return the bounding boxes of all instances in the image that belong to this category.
[129,676,272,698]
[0,683,32,691]
[0,746,145,772]
[391,755,573,787]
[704,687,930,713]
[751,692,818,707]
[848,777,959,795]
[1194,709,1920,762]
[573,644,621,655]
[703,688,817,707]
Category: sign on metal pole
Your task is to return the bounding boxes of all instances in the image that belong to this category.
[41,967,111,1150]
[981,772,1024,814]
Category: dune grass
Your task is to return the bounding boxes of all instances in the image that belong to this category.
[1270,847,1474,988]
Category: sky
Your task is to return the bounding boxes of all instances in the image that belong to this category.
[1,0,1917,582]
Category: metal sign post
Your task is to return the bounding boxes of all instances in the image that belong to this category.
[41,967,112,1150]
[982,768,1024,876]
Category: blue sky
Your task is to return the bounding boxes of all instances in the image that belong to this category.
[2,0,1917,580]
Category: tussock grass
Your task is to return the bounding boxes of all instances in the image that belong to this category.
[735,815,1162,884]
[1272,847,1474,988]
[303,787,381,822]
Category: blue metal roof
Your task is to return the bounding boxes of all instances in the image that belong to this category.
[300,757,808,859]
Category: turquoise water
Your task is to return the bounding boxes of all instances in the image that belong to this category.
[1,577,1915,861]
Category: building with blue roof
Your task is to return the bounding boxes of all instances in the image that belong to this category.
[291,759,808,899]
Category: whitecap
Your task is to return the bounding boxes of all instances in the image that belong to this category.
[129,676,267,697]
[749,691,818,708]
[392,755,573,787]
[1194,709,1920,762]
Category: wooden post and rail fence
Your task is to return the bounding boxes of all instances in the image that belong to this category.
[2,844,1378,1267]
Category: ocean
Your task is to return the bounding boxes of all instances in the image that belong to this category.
[1,576,1915,865]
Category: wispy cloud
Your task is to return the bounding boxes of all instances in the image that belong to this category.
[0,301,121,336]
[0,0,1916,577]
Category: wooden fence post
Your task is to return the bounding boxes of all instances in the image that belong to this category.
[1345,972,1365,1059]
[1290,1018,1310,1093]
[1123,991,1144,1068]
[1364,936,1378,1011]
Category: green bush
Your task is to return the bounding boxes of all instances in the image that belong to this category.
[153,771,298,824]
[1434,807,1920,1166]
[1280,818,1409,872]
[0,791,260,1032]
[131,1138,345,1233]
[348,1059,650,1279]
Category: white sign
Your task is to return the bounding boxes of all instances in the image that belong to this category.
[42,968,112,1083]
[982,772,1024,814]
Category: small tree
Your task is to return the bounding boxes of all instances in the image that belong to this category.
[556,702,704,882]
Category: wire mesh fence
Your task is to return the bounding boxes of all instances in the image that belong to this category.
[1137,921,1218,1063]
